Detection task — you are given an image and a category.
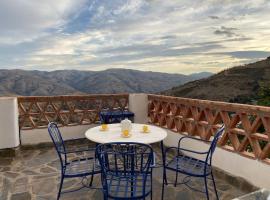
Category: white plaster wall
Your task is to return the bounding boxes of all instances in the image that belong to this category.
[0,97,20,149]
[129,93,148,124]
[21,124,98,145]
[163,130,270,190]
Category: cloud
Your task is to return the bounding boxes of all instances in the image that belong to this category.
[211,50,270,59]
[214,26,239,37]
[0,0,270,74]
[209,16,219,20]
[0,0,87,44]
[97,43,223,61]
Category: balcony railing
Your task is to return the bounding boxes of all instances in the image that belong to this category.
[148,94,270,164]
[4,93,267,190]
[17,93,270,165]
[18,94,129,129]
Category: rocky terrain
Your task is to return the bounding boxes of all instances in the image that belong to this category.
[164,58,270,104]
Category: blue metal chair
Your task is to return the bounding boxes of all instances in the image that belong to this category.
[162,125,225,200]
[48,122,101,200]
[99,110,134,124]
[96,142,155,200]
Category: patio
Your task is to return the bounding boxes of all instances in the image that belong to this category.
[0,139,257,200]
[0,93,270,200]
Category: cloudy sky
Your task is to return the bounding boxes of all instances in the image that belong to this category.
[0,0,270,74]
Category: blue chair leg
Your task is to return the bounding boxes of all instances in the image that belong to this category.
[204,176,209,200]
[89,174,94,187]
[161,168,166,200]
[211,171,219,200]
[57,175,64,200]
[151,172,153,200]
[103,191,108,200]
[174,170,178,187]
[160,141,167,185]
[164,169,168,185]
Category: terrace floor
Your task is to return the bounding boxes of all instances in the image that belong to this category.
[0,139,257,200]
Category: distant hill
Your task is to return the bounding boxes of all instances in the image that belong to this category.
[189,72,213,79]
[164,58,270,104]
[0,68,212,96]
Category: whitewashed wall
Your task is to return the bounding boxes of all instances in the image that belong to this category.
[128,93,148,123]
[0,97,20,149]
[20,124,97,145]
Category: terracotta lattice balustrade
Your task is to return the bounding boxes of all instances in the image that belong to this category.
[18,94,129,130]
[148,94,270,164]
[17,93,270,164]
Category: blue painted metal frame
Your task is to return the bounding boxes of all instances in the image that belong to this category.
[161,125,225,200]
[99,110,134,124]
[48,122,101,200]
[96,142,155,200]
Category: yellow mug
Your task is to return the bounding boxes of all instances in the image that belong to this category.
[122,129,129,137]
[142,125,149,133]
[101,124,108,131]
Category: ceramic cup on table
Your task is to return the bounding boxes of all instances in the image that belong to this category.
[142,125,150,133]
[101,124,108,131]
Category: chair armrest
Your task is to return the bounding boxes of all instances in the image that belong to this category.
[177,147,208,155]
[178,136,209,148]
[165,146,207,156]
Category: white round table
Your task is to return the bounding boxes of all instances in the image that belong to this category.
[85,123,167,144]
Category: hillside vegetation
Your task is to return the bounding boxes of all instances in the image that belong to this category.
[164,58,270,105]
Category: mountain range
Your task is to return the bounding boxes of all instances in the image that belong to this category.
[0,69,212,96]
[164,57,270,104]
[2,57,269,106]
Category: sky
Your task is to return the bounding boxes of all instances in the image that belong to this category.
[0,0,270,74]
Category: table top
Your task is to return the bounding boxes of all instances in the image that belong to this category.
[85,123,167,144]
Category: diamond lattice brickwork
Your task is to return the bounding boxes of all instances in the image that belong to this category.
[18,94,129,130]
[148,94,270,164]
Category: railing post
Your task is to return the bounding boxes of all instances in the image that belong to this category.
[0,97,20,149]
[128,93,148,123]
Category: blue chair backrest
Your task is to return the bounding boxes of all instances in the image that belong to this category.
[206,125,225,165]
[96,142,153,175]
[48,122,67,165]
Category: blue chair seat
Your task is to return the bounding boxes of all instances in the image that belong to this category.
[65,157,100,177]
[106,172,151,199]
[161,125,225,200]
[166,155,211,177]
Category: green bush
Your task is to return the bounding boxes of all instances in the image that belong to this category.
[257,82,270,106]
